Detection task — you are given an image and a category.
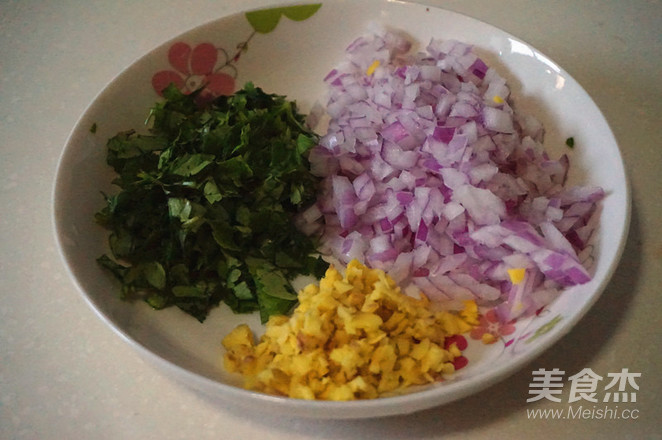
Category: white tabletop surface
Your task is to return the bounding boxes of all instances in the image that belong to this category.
[2,0,661,438]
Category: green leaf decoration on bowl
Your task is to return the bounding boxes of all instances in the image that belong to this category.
[525,315,563,344]
[245,4,322,34]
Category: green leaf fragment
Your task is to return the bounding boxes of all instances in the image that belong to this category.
[254,268,297,301]
[227,268,242,284]
[107,131,163,158]
[256,288,296,323]
[172,285,207,298]
[170,153,214,176]
[109,230,133,257]
[144,261,166,290]
[146,293,168,309]
[232,281,254,300]
[168,198,191,220]
[96,254,127,279]
[203,180,222,203]
[290,184,303,205]
[235,205,251,226]
[296,133,316,155]
[211,221,241,251]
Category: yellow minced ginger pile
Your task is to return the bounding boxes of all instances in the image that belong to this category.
[222,260,479,400]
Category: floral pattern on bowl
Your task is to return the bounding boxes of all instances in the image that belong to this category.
[151,42,237,103]
[151,4,322,102]
[470,308,516,345]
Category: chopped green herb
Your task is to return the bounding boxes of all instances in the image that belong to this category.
[565,136,575,148]
[96,83,328,322]
[90,122,97,134]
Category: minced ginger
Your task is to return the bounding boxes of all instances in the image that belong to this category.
[222,259,479,400]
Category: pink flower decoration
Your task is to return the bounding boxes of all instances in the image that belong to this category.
[470,308,516,344]
[152,42,235,102]
[444,334,468,351]
[444,334,469,370]
[452,355,469,370]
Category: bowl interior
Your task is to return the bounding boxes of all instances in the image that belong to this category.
[53,0,629,419]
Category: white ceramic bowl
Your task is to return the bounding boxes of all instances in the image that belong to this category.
[53,0,629,419]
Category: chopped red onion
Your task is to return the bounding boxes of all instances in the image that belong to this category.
[302,29,604,321]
